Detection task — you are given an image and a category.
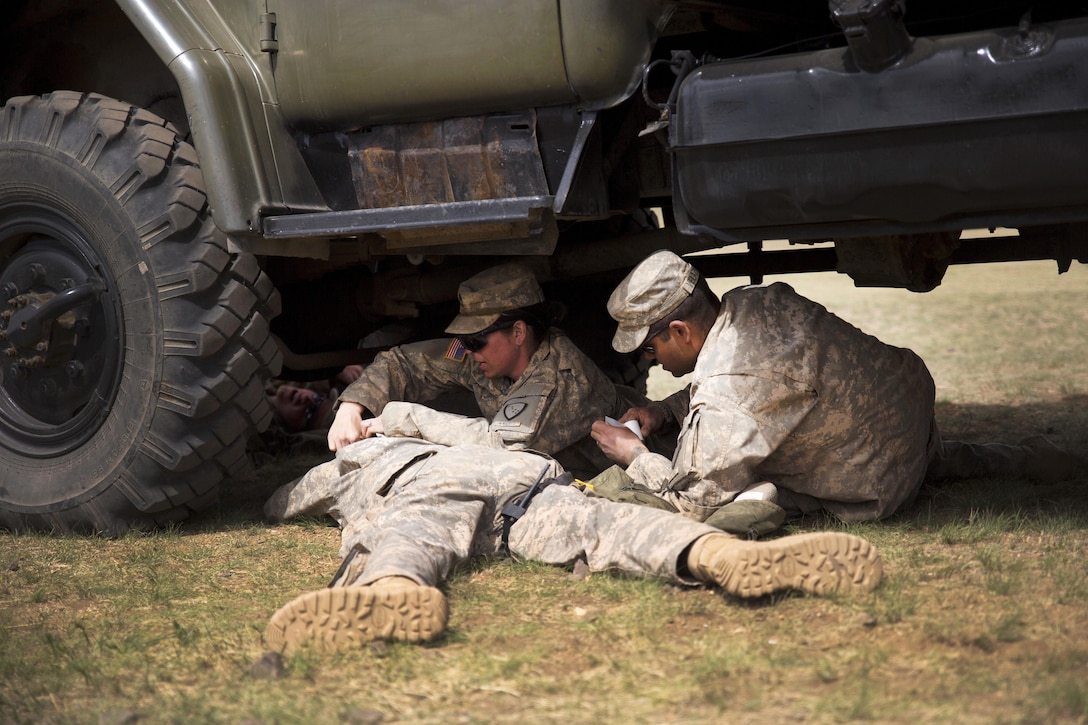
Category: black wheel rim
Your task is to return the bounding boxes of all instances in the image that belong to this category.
[0,202,125,458]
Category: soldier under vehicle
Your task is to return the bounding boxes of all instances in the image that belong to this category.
[252,365,365,464]
[592,250,1084,527]
[265,365,364,435]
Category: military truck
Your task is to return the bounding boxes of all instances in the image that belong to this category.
[2,0,1085,533]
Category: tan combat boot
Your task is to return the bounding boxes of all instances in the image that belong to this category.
[265,576,449,653]
[687,531,882,598]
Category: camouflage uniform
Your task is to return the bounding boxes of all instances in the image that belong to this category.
[338,330,640,478]
[277,436,715,586]
[609,251,1082,523]
[625,281,934,521]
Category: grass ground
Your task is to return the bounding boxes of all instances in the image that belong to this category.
[1,255,1086,724]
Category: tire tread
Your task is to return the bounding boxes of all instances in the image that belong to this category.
[0,91,280,533]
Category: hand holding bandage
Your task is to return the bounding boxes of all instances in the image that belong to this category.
[618,404,668,438]
[605,416,643,440]
[591,418,648,466]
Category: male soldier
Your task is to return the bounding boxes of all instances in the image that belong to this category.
[323,262,646,480]
[591,250,1084,526]
[264,434,883,652]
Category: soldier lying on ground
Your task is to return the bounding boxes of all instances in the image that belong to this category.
[250,365,365,463]
[263,436,883,652]
[266,365,364,434]
[591,250,1085,531]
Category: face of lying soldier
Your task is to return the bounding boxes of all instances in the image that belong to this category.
[269,385,335,432]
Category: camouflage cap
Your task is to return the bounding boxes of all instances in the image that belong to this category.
[607,250,700,353]
[444,263,545,335]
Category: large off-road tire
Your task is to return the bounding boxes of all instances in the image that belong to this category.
[0,92,281,534]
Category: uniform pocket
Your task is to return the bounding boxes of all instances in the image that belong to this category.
[489,382,549,445]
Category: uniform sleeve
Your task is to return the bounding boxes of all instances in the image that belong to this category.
[381,402,492,447]
[337,339,473,416]
[626,370,817,519]
[380,395,572,452]
[486,381,553,448]
[373,386,555,451]
[658,386,691,424]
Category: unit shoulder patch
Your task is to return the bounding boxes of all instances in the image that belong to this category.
[503,401,528,420]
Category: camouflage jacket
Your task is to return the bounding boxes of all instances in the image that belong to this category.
[627,282,935,522]
[339,329,643,478]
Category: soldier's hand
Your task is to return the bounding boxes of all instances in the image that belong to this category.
[359,416,385,438]
[591,419,649,467]
[619,405,666,437]
[335,364,365,386]
[328,402,367,451]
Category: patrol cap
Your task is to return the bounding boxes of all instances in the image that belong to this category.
[607,250,700,353]
[444,263,545,335]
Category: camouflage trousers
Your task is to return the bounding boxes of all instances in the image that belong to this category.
[276,436,718,588]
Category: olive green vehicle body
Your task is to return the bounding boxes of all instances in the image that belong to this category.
[109,0,665,236]
[1,0,1085,531]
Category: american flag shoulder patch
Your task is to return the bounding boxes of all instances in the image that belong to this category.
[445,338,468,362]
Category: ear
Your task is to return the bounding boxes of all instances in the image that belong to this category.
[669,320,694,344]
[513,320,527,344]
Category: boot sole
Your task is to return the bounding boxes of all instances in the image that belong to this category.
[265,585,449,653]
[716,532,882,598]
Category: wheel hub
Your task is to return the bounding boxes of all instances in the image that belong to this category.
[0,224,123,457]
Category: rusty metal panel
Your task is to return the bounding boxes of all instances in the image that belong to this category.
[348,112,548,210]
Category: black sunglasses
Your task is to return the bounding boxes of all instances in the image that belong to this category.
[640,320,671,355]
[302,393,327,430]
[458,319,516,353]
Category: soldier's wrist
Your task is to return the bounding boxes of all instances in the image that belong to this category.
[335,400,368,418]
[628,445,649,464]
[648,400,672,424]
